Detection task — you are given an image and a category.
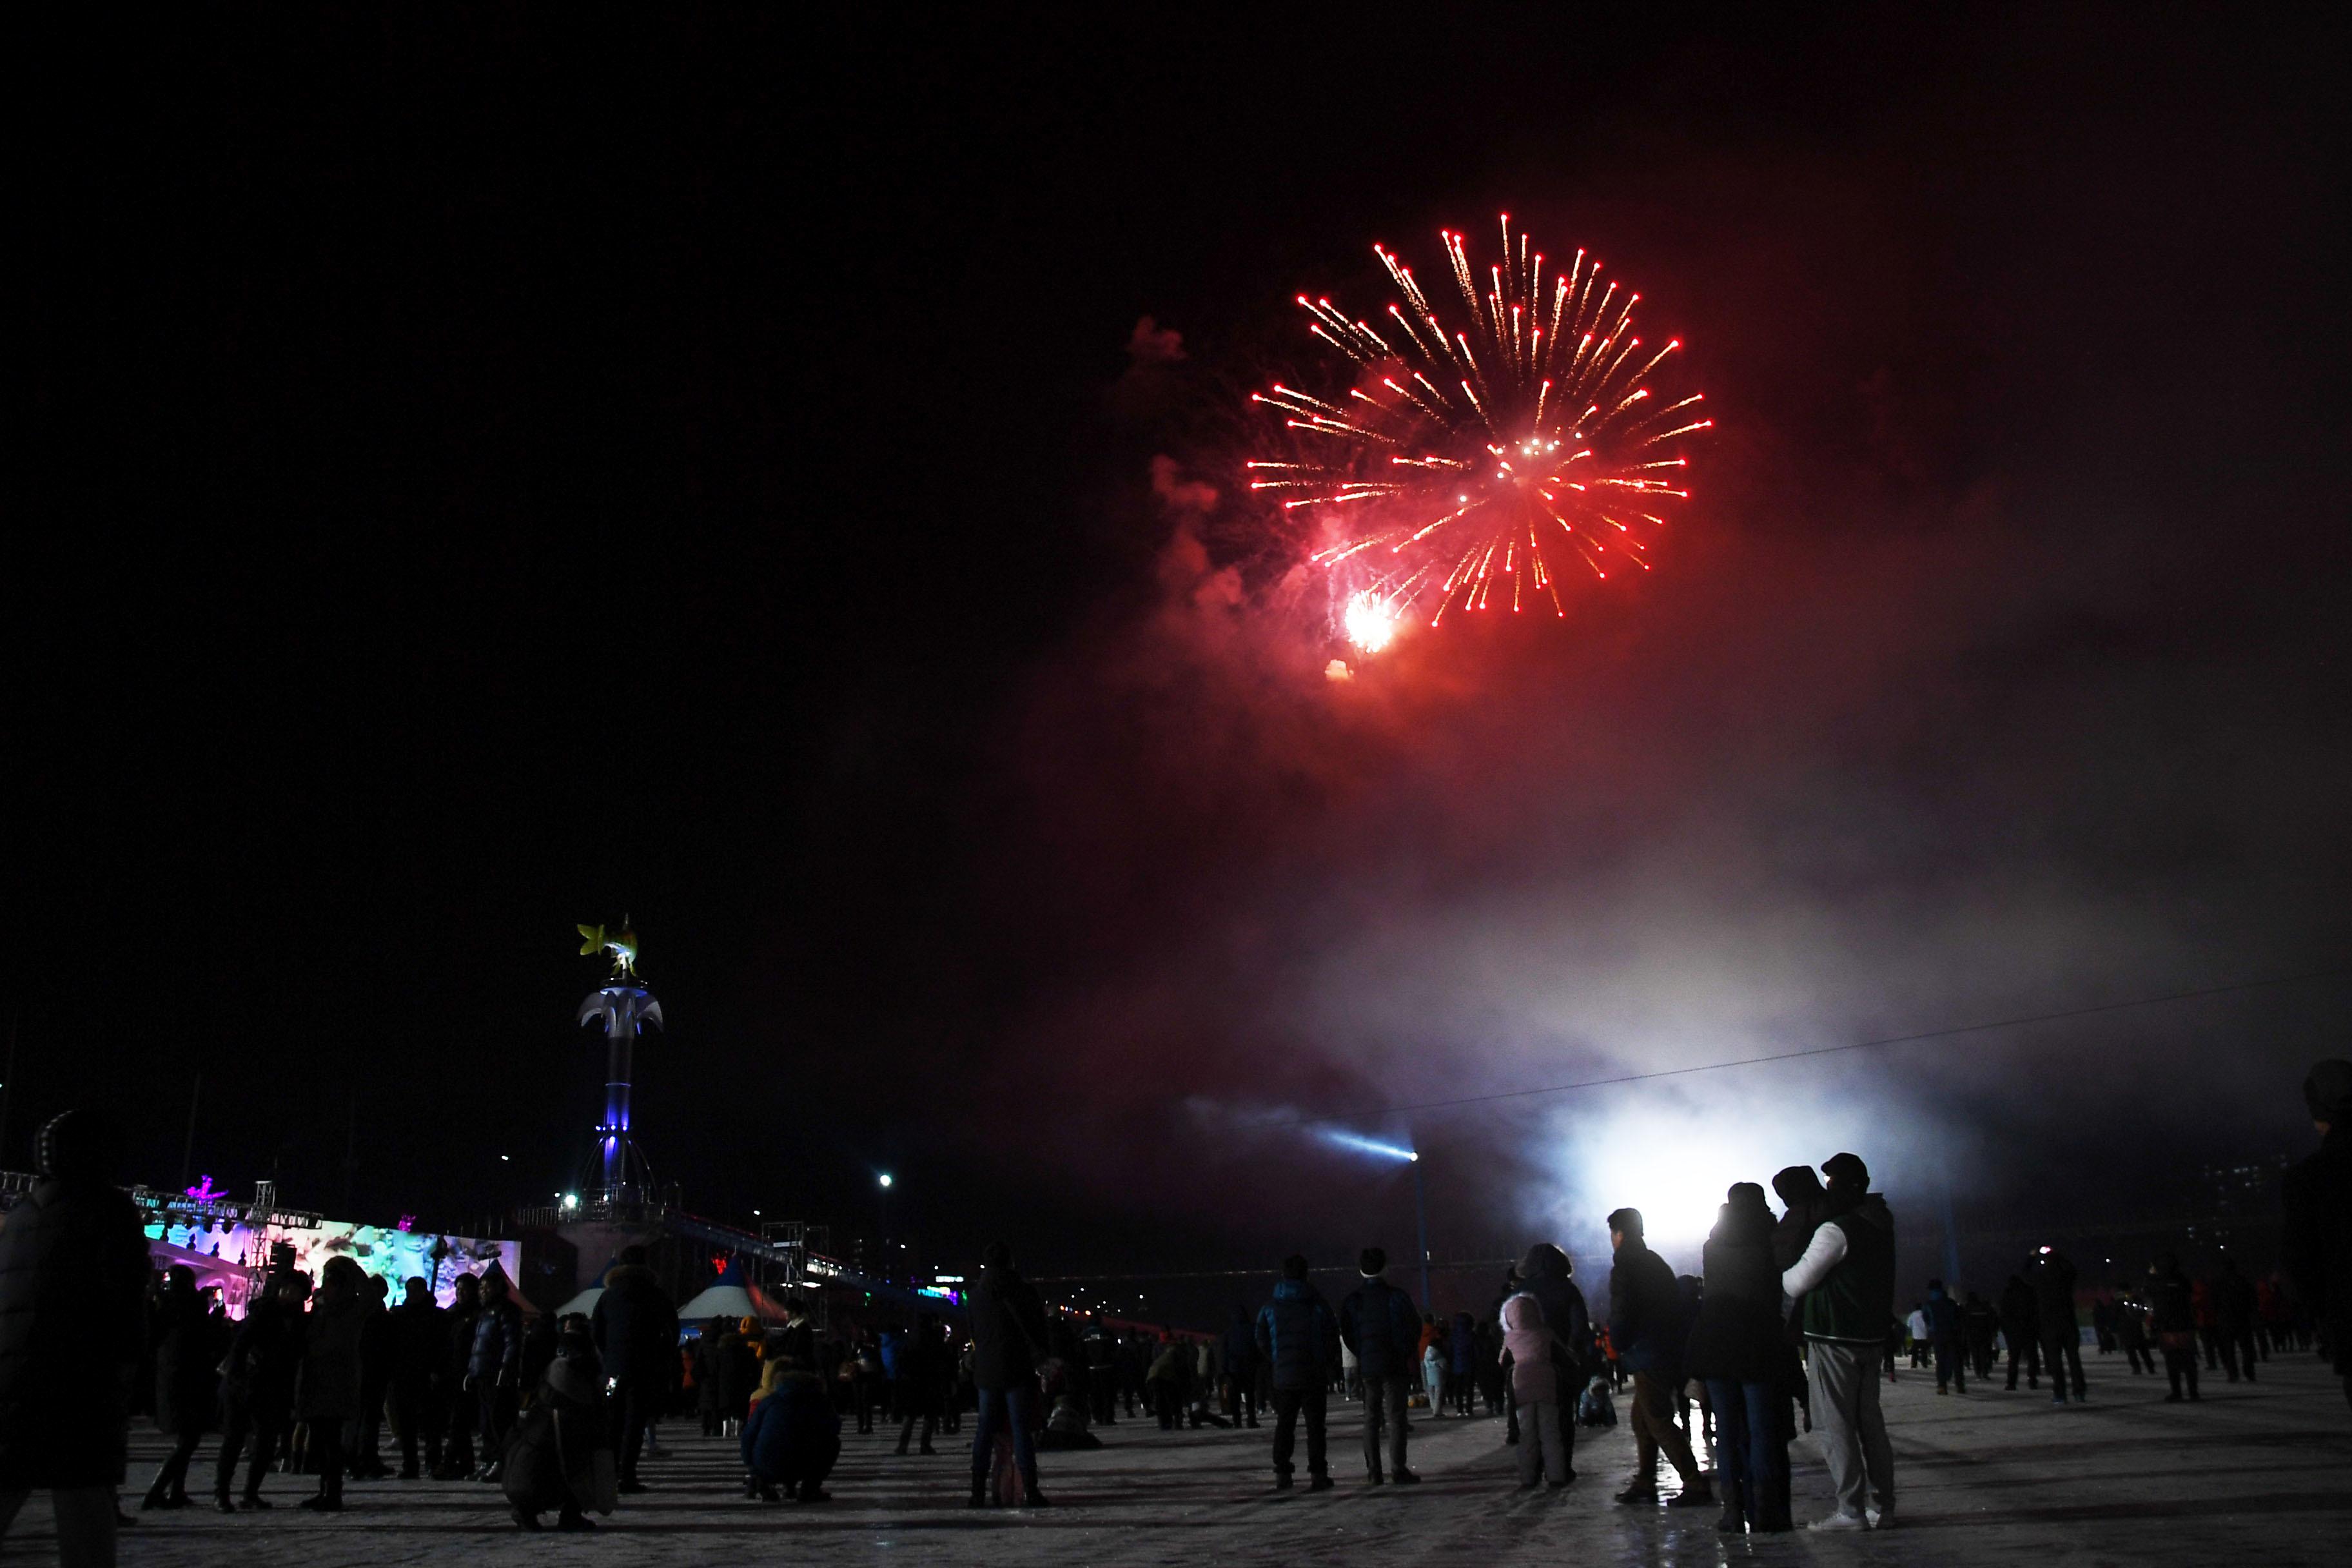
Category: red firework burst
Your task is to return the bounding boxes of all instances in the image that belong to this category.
[1250,217,1711,651]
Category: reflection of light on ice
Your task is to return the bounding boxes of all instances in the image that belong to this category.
[1343,591,1402,653]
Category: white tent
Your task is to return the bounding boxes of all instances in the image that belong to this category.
[676,1282,758,1324]
[554,1285,603,1318]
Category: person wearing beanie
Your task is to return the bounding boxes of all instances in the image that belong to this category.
[2283,1059,2352,1412]
[1254,1255,1340,1489]
[1779,1153,1896,1531]
[0,1111,150,1565]
[1339,1248,1422,1484]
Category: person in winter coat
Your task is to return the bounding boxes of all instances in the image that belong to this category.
[1222,1308,1262,1428]
[720,1318,759,1434]
[139,1266,223,1510]
[1769,1165,1824,1435]
[591,1245,678,1493]
[2028,1246,2086,1404]
[1779,1152,1896,1532]
[214,1271,306,1510]
[1490,1268,1523,1441]
[2214,1258,2259,1382]
[348,1273,394,1478]
[386,1276,446,1479]
[468,1269,525,1481]
[965,1241,1050,1508]
[2147,1253,2201,1402]
[2284,1059,2352,1413]
[2115,1283,2156,1375]
[1607,1209,1710,1510]
[502,1320,609,1531]
[1997,1275,2041,1391]
[695,1317,733,1436]
[1770,1167,1825,1273]
[1500,1287,1571,1489]
[1255,1255,1340,1487]
[1420,1335,1447,1418]
[1339,1247,1422,1484]
[1146,1335,1192,1429]
[298,1257,368,1511]
[1684,1185,1791,1534]
[894,1313,945,1456]
[1082,1326,1119,1426]
[0,1110,150,1566]
[1962,1291,2001,1380]
[1514,1244,1588,1464]
[1925,1280,1966,1395]
[436,1273,484,1478]
[743,1355,843,1502]
[1447,1312,1477,1416]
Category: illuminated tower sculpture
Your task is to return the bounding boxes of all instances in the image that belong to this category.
[576,921,662,1199]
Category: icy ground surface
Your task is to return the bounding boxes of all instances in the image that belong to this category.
[33,1354,2352,1567]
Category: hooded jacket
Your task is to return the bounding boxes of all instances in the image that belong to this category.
[1338,1274,1421,1379]
[592,1264,679,1386]
[1516,1244,1590,1377]
[1499,1293,1558,1403]
[1782,1191,1896,1346]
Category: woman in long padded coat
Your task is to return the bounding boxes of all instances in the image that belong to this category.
[1685,1183,1795,1535]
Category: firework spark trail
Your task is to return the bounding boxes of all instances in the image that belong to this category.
[1255,219,1710,652]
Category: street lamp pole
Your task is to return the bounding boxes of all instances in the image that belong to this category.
[1413,1155,1431,1311]
[877,1172,894,1283]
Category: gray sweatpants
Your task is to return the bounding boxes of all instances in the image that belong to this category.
[1516,1398,1568,1486]
[1807,1338,1894,1521]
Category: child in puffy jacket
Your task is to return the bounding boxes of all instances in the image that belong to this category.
[1576,1373,1616,1428]
[1500,1292,1569,1488]
[742,1357,843,1504]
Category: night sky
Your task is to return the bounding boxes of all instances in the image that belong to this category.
[19,8,2351,1311]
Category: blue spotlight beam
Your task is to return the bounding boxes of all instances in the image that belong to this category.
[1321,1130,1419,1163]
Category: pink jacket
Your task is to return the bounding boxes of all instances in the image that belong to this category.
[1500,1292,1554,1403]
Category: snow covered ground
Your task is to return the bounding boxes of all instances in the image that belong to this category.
[48,1353,2352,1567]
